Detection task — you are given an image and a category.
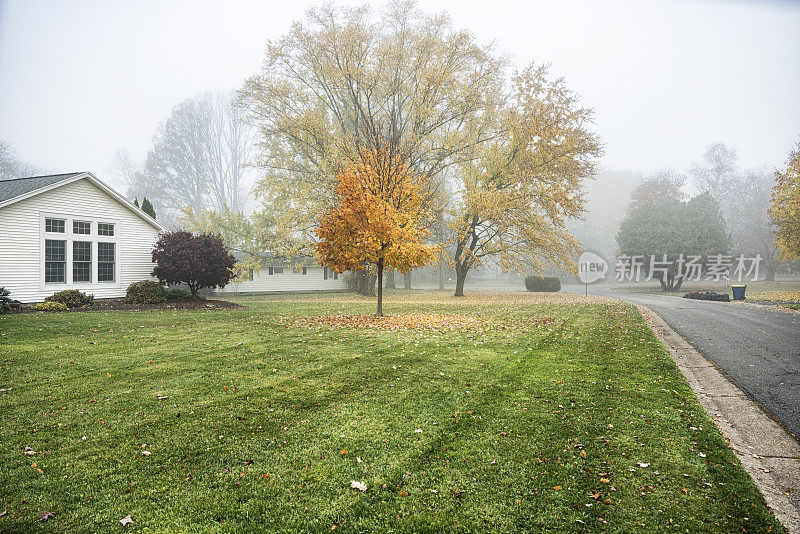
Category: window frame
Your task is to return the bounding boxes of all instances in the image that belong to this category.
[72,220,91,235]
[72,241,92,282]
[97,242,116,283]
[44,239,66,283]
[97,222,115,236]
[45,217,66,233]
[39,212,120,290]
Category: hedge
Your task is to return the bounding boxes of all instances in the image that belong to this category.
[524,276,561,292]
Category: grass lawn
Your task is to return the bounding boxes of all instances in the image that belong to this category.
[0,291,784,533]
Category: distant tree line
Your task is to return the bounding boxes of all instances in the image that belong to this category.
[614,142,799,289]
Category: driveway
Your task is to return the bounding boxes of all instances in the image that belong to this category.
[574,286,800,439]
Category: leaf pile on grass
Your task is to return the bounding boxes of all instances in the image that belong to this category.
[286,313,483,332]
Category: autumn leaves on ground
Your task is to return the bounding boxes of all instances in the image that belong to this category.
[0,292,783,533]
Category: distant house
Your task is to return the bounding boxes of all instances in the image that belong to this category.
[223,255,349,293]
[0,172,165,303]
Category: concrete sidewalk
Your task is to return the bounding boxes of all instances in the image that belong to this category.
[638,304,800,533]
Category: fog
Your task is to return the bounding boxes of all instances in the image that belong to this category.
[1,0,798,184]
[1,0,799,286]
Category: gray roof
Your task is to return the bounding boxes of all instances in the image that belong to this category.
[232,251,319,266]
[0,172,85,203]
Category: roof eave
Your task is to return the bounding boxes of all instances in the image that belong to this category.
[0,172,166,232]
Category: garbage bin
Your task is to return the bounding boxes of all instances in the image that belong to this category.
[731,284,746,301]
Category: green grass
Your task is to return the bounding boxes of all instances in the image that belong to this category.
[0,292,784,533]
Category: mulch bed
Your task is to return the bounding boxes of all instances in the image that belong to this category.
[6,298,243,314]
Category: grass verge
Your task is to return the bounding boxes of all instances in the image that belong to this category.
[0,292,784,532]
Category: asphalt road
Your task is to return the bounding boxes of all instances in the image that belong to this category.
[576,286,800,438]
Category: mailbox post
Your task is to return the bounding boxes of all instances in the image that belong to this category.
[578,251,609,296]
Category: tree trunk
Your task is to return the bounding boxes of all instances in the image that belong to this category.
[356,271,376,296]
[673,276,684,291]
[454,265,467,297]
[403,272,412,290]
[765,264,776,282]
[438,265,445,292]
[385,269,396,289]
[376,259,384,317]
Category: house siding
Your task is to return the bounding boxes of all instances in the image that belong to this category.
[0,178,161,303]
[224,266,349,293]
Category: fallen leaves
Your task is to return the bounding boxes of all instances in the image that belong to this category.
[285,313,482,333]
[23,446,36,456]
[38,511,55,521]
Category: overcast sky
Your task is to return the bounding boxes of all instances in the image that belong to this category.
[1,0,798,189]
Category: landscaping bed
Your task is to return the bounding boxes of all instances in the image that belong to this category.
[5,298,242,314]
[0,292,784,532]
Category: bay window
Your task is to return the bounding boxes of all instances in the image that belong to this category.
[41,214,119,287]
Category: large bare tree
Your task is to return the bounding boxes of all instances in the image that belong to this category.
[120,91,256,227]
[238,2,503,293]
[690,143,737,202]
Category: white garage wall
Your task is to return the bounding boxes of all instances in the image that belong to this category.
[224,266,348,293]
[0,178,161,303]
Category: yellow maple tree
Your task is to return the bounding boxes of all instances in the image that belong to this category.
[769,142,800,260]
[315,147,437,316]
[450,65,603,296]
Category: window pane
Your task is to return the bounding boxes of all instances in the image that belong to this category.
[273,267,283,274]
[98,223,114,236]
[45,239,65,262]
[73,262,91,282]
[73,221,91,234]
[44,239,66,283]
[73,241,91,262]
[45,218,65,233]
[98,242,115,262]
[72,241,91,283]
[45,262,65,283]
[98,242,115,282]
[98,263,114,282]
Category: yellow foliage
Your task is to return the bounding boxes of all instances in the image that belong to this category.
[450,65,603,292]
[769,143,800,260]
[314,147,438,278]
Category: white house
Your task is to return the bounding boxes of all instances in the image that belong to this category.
[0,172,165,303]
[223,256,349,293]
